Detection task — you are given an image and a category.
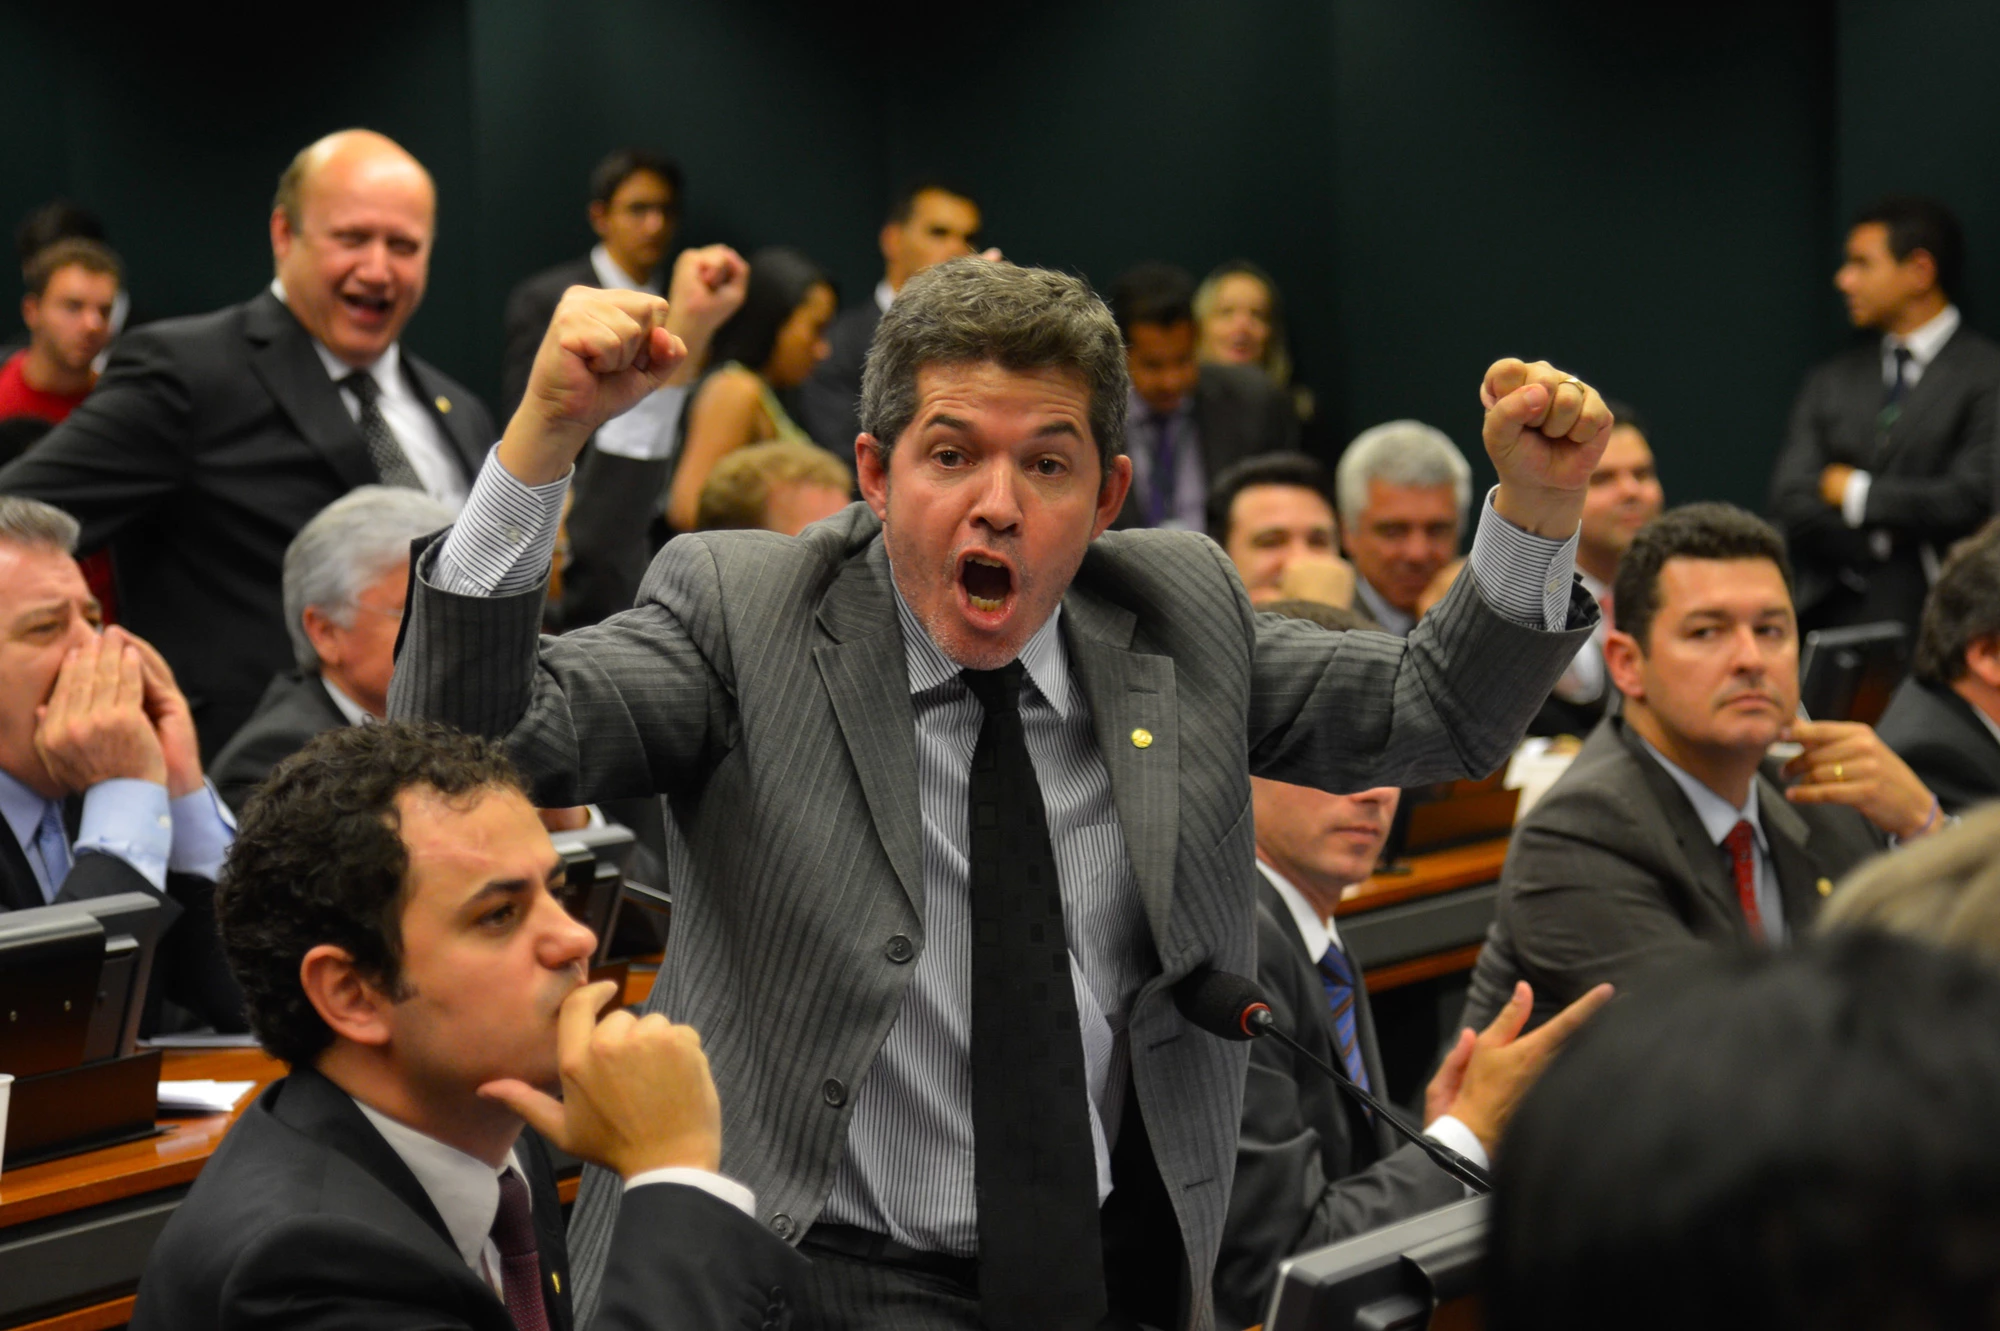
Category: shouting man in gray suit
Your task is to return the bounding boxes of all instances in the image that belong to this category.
[390,257,1610,1331]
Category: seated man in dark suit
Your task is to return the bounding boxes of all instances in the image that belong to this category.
[1335,419,1471,636]
[1215,601,1610,1329]
[797,181,985,453]
[0,496,242,1028]
[1110,262,1300,529]
[1489,933,2000,1331]
[0,130,494,758]
[1463,503,1942,1030]
[1206,452,1355,608]
[210,485,454,813]
[134,721,805,1329]
[1877,519,2000,813]
[1768,196,2000,637]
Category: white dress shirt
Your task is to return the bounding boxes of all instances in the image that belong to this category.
[1549,570,1608,705]
[874,280,896,314]
[320,676,376,727]
[1255,861,1489,1171]
[353,1097,756,1299]
[268,279,469,509]
[1633,734,1786,943]
[1841,303,1960,528]
[585,247,690,463]
[1353,576,1415,638]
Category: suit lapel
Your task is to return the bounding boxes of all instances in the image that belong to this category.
[1613,721,1754,940]
[1878,327,1964,474]
[1063,585,1180,948]
[813,539,925,917]
[403,356,486,482]
[242,291,377,491]
[0,817,43,912]
[269,1067,458,1254]
[1756,771,1836,934]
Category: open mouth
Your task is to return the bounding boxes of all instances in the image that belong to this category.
[958,553,1015,619]
[341,291,394,323]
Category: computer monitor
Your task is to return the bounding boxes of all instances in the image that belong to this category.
[0,892,165,1072]
[548,823,639,965]
[1265,1196,1488,1331]
[1800,621,1908,725]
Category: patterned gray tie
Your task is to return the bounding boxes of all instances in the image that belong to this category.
[340,370,423,489]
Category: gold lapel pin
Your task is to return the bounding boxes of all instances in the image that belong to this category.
[435,395,452,414]
[1131,728,1153,749]
[1817,877,1833,897]
[552,1273,561,1293]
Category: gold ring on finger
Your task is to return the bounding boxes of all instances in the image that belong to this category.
[1833,762,1845,783]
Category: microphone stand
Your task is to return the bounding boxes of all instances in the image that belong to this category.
[1247,1008,1494,1193]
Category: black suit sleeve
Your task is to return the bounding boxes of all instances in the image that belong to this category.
[211,723,314,815]
[0,324,194,552]
[592,1184,809,1331]
[558,449,674,628]
[797,306,874,453]
[1215,911,1462,1328]
[1863,374,1999,533]
[1767,363,1858,566]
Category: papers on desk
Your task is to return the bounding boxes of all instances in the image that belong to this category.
[1505,735,1581,819]
[158,1079,256,1114]
[142,1031,263,1049]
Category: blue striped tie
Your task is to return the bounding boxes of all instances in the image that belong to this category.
[1316,945,1371,1093]
[32,799,71,903]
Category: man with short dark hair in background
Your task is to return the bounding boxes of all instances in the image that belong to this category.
[1877,519,2000,813]
[500,148,747,628]
[1463,503,1941,1031]
[0,129,498,758]
[799,182,985,454]
[132,721,806,1330]
[1206,452,1354,607]
[1335,419,1470,635]
[1215,607,1611,1329]
[1111,261,1299,530]
[1769,196,2000,637]
[0,239,121,433]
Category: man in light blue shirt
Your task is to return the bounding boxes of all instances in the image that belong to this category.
[0,495,241,1027]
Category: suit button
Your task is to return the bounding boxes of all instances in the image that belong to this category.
[822,1078,847,1107]
[771,1212,796,1240]
[884,934,915,963]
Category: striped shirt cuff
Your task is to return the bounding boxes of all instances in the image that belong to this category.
[431,444,570,597]
[1466,487,1578,630]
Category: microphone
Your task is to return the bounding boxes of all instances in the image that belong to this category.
[1173,966,1493,1193]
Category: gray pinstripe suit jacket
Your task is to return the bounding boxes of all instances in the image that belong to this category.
[387,504,1593,1331]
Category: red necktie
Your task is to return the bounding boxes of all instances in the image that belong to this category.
[1723,820,1764,944]
[492,1169,551,1331]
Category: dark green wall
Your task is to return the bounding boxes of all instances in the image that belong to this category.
[2,1,1981,513]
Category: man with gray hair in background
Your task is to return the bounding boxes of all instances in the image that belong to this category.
[209,486,453,814]
[1336,419,1474,635]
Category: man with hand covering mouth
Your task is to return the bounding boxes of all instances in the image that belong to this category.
[391,257,1608,1331]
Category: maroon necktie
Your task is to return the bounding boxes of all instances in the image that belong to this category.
[491,1169,551,1331]
[1723,820,1765,944]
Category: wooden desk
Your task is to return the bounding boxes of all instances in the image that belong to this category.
[1339,836,1508,992]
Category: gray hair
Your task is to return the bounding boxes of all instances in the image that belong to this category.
[1820,803,2000,969]
[283,486,453,673]
[1335,419,1473,527]
[859,257,1129,473]
[0,495,80,554]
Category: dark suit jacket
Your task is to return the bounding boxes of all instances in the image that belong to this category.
[131,1065,807,1331]
[0,794,245,1031]
[1214,881,1463,1329]
[1461,715,1887,1030]
[503,255,687,629]
[1876,674,2000,815]
[0,290,491,757]
[209,671,350,815]
[390,503,1595,1331]
[1117,363,1302,529]
[797,299,881,453]
[1768,324,2000,632]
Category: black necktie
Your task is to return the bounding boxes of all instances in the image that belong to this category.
[962,663,1107,1331]
[341,370,424,489]
[491,1169,551,1331]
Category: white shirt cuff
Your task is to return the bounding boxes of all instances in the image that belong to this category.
[431,444,570,597]
[76,778,172,891]
[167,780,236,880]
[1841,470,1873,528]
[623,1166,757,1219]
[1422,1113,1491,1172]
[592,384,689,461]
[1466,488,1579,630]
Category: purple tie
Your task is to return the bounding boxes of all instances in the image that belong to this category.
[1149,412,1179,527]
[491,1169,551,1331]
